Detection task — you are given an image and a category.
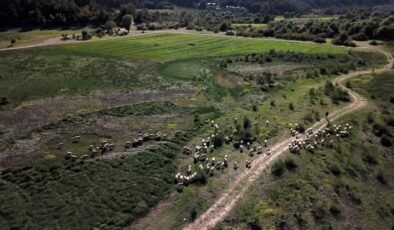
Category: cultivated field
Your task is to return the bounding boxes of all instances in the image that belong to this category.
[59,33,345,61]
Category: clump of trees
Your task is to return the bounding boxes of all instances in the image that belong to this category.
[324,81,351,104]
[231,9,394,45]
[9,38,16,47]
[0,96,9,106]
[332,33,355,47]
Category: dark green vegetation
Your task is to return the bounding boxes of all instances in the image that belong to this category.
[2,0,393,28]
[324,81,351,104]
[217,71,394,230]
[230,10,394,45]
[0,129,196,229]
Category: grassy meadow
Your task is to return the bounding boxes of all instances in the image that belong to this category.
[0,32,390,229]
[216,71,394,229]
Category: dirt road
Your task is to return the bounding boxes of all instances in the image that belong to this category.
[184,47,393,230]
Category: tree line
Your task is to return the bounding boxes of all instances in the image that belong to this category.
[217,9,394,45]
[2,0,393,28]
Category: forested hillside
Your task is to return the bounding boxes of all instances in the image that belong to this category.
[1,0,393,27]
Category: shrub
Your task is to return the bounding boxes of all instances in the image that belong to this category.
[312,37,326,43]
[369,40,378,46]
[225,31,235,36]
[220,22,229,32]
[10,38,16,46]
[0,96,9,105]
[329,205,341,217]
[324,81,350,104]
[390,96,394,104]
[373,123,387,137]
[303,113,314,124]
[329,163,342,176]
[81,30,92,40]
[296,124,305,133]
[386,117,394,127]
[363,153,378,165]
[213,133,224,148]
[243,117,252,129]
[194,114,201,124]
[284,157,297,171]
[352,33,367,41]
[381,136,392,147]
[194,172,207,185]
[376,171,388,185]
[314,111,320,121]
[312,206,328,222]
[271,160,285,177]
[190,207,198,221]
[289,102,294,111]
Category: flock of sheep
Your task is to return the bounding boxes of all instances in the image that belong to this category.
[61,132,167,161]
[175,119,270,186]
[174,119,353,187]
[62,136,117,161]
[288,123,352,154]
[58,118,352,187]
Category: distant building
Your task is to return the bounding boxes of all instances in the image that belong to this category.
[198,2,247,12]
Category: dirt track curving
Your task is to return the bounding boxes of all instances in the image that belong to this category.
[184,46,393,230]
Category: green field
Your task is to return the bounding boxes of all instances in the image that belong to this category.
[0,33,352,107]
[0,31,390,229]
[217,71,394,230]
[60,33,345,61]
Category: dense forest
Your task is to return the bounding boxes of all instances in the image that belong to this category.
[225,10,394,45]
[1,0,394,27]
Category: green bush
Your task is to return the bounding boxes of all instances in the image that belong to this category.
[329,205,341,218]
[243,117,252,129]
[381,136,392,147]
[329,163,342,176]
[284,157,297,171]
[271,160,285,177]
[289,102,294,111]
[213,133,224,148]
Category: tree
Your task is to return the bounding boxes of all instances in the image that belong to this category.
[375,26,394,41]
[0,96,9,105]
[199,0,207,10]
[104,20,117,34]
[262,15,272,23]
[121,14,133,30]
[81,30,91,40]
[10,38,16,47]
[289,102,294,110]
[219,22,229,32]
